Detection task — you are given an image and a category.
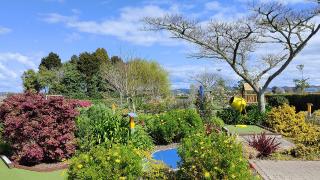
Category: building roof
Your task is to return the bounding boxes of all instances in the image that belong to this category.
[243,83,254,91]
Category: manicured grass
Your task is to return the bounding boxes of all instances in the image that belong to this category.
[0,160,67,180]
[224,125,271,135]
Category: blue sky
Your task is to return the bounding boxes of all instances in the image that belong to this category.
[0,0,319,92]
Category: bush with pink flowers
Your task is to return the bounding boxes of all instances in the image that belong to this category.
[0,92,78,165]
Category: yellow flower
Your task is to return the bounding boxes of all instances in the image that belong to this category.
[204,171,210,178]
[194,150,198,153]
[119,177,126,180]
[115,159,121,163]
[77,164,83,169]
[192,165,196,169]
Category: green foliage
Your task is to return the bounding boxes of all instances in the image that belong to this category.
[177,132,253,179]
[243,104,269,125]
[210,116,225,128]
[217,105,269,125]
[39,52,62,70]
[267,95,289,107]
[267,104,320,145]
[76,104,154,151]
[68,144,143,180]
[217,107,242,124]
[267,104,320,158]
[60,62,86,98]
[129,125,154,151]
[21,69,41,92]
[93,48,109,63]
[195,92,214,123]
[266,94,320,112]
[142,109,203,145]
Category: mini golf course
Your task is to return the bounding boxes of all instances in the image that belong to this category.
[224,125,273,135]
[0,160,66,180]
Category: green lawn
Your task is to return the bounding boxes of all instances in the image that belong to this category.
[0,160,67,180]
[224,125,271,135]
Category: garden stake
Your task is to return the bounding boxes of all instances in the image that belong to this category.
[307,103,313,117]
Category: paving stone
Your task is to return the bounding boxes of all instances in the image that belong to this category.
[250,160,320,180]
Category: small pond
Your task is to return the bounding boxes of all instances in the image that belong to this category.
[152,148,180,169]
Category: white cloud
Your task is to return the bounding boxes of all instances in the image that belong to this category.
[0,52,42,92]
[0,62,18,78]
[41,5,181,46]
[237,0,314,5]
[64,32,82,43]
[0,26,11,35]
[0,52,37,69]
[205,1,221,11]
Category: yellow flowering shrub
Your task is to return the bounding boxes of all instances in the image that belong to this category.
[267,104,320,158]
[68,144,144,179]
[177,132,255,179]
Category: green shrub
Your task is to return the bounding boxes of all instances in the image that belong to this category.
[217,105,269,125]
[210,116,225,128]
[267,95,289,107]
[266,94,320,112]
[142,109,203,145]
[267,104,320,158]
[177,132,253,179]
[243,104,269,125]
[76,104,154,151]
[216,107,241,125]
[129,125,154,151]
[68,144,143,179]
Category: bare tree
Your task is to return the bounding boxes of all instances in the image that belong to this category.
[144,2,320,112]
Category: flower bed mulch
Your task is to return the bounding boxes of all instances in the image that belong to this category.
[13,161,69,172]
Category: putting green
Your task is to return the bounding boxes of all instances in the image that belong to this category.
[0,160,67,180]
[224,125,271,135]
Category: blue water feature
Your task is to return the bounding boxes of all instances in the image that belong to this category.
[152,148,181,169]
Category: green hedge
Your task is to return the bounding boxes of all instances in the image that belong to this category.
[266,94,320,112]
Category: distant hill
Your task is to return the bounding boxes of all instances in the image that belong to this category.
[172,89,190,95]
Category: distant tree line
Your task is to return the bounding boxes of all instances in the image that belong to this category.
[22,48,170,101]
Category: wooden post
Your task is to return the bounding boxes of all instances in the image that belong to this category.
[307,103,313,117]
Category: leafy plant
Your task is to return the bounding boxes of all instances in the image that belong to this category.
[217,105,269,125]
[142,109,203,145]
[75,104,154,151]
[0,92,78,165]
[68,144,144,179]
[267,104,320,158]
[177,132,253,179]
[217,107,242,125]
[247,132,281,158]
[267,96,289,107]
[210,116,225,128]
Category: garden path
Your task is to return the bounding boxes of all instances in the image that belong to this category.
[250,160,320,180]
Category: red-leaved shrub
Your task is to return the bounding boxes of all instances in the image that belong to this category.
[69,99,92,108]
[0,92,78,165]
[247,132,281,158]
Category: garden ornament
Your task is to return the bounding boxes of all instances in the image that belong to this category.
[128,112,137,134]
[199,85,205,101]
[229,96,247,113]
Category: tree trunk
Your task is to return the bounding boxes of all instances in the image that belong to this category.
[257,91,266,113]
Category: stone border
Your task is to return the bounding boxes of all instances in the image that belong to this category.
[0,154,68,172]
[13,162,69,172]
